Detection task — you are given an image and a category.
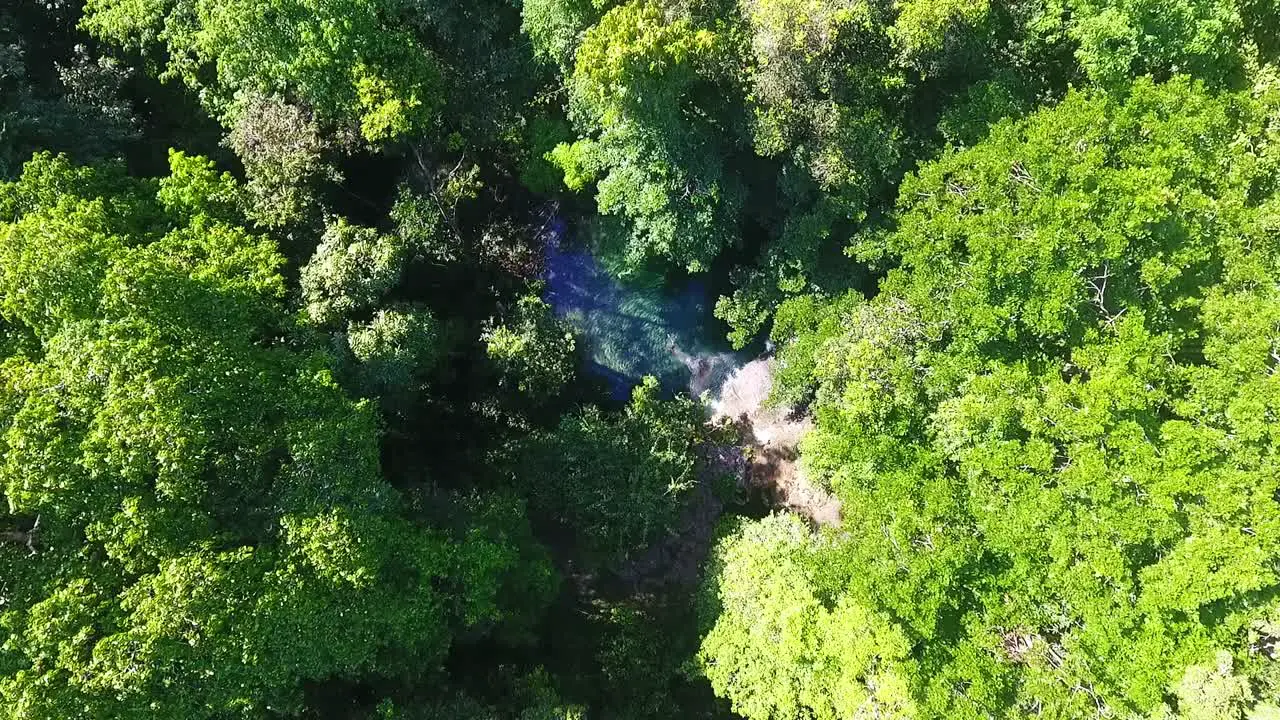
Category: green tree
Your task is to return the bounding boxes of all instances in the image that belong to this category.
[551,0,745,273]
[891,0,992,63]
[522,0,607,72]
[484,293,578,403]
[737,0,900,203]
[345,306,446,397]
[81,0,440,142]
[705,78,1280,719]
[698,514,916,720]
[1061,0,1265,90]
[0,152,550,719]
[515,377,722,566]
[0,11,138,178]
[717,0,1280,346]
[1152,651,1280,720]
[224,92,342,228]
[300,219,409,328]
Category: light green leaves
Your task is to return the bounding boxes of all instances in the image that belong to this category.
[720,78,1280,718]
[698,514,915,720]
[347,307,445,395]
[553,0,745,272]
[484,294,577,402]
[1066,0,1250,89]
[83,0,441,142]
[0,155,543,718]
[300,219,408,327]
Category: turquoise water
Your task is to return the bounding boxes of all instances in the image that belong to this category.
[540,215,744,399]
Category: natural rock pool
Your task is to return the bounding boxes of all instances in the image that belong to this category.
[539,212,745,400]
[539,210,841,526]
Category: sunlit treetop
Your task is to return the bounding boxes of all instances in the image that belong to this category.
[696,77,1280,719]
[0,153,549,718]
[81,0,441,142]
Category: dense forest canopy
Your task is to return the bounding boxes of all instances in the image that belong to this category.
[1,0,1279,718]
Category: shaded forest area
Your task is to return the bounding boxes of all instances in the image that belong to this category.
[2,0,1280,718]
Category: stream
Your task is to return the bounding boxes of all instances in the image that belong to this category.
[539,210,841,527]
[539,212,746,400]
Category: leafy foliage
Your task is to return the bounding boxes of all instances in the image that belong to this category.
[0,153,548,718]
[552,0,745,272]
[224,93,341,228]
[0,13,137,178]
[346,306,446,396]
[516,377,719,566]
[485,294,578,403]
[1060,0,1264,90]
[300,219,409,327]
[8,0,1280,716]
[523,0,605,71]
[698,514,915,720]
[82,0,440,142]
[723,78,1280,719]
[892,0,992,61]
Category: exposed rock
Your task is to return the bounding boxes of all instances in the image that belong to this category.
[711,357,841,527]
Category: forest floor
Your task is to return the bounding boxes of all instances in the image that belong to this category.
[712,358,842,527]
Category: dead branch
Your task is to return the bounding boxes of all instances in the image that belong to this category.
[1,515,40,555]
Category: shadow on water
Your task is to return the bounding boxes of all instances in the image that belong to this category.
[539,211,750,401]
